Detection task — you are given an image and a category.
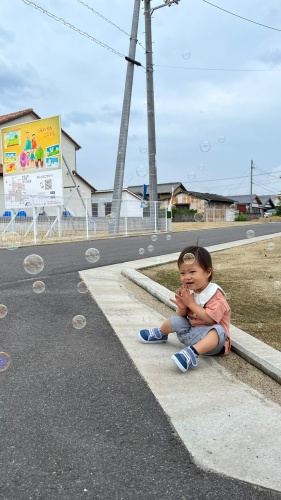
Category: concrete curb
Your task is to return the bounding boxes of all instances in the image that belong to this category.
[121,233,281,385]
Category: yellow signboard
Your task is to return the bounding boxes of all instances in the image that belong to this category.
[1,115,63,207]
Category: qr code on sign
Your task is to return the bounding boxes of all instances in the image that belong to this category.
[45,179,52,190]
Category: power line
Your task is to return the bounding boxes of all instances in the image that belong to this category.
[201,0,281,32]
[180,170,281,184]
[154,64,281,72]
[20,0,127,58]
[76,0,146,51]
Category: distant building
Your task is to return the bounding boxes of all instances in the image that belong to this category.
[232,194,275,216]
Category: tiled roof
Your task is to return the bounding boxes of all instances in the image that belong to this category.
[184,190,235,203]
[231,194,262,204]
[0,109,81,150]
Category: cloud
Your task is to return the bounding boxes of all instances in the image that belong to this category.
[259,48,281,67]
[63,111,98,127]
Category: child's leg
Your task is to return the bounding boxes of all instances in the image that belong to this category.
[193,328,219,355]
[159,318,173,335]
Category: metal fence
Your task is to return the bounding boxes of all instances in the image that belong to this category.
[0,196,169,248]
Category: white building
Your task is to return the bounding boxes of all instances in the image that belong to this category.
[92,189,143,218]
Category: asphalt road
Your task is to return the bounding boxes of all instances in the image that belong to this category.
[1,223,281,500]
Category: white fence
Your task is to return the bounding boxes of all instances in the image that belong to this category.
[0,196,169,247]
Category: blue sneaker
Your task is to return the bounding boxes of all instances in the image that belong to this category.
[139,328,168,344]
[171,346,198,372]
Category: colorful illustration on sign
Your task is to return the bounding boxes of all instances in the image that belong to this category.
[46,144,60,157]
[4,130,21,148]
[46,157,59,168]
[4,152,17,162]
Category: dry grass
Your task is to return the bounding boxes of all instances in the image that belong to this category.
[141,237,281,352]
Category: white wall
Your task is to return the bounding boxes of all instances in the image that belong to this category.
[92,191,143,218]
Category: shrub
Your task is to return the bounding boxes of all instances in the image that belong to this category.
[235,212,248,221]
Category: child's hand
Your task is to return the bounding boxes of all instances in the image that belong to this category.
[179,286,195,307]
[170,288,188,310]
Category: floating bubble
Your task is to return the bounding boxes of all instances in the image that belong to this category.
[194,212,204,222]
[257,322,263,329]
[105,213,115,224]
[166,234,172,241]
[142,200,149,208]
[77,281,89,293]
[182,49,191,60]
[246,230,255,239]
[140,146,147,154]
[0,352,10,372]
[267,242,275,251]
[273,280,281,290]
[229,204,237,211]
[0,304,8,319]
[183,253,195,265]
[85,248,100,263]
[147,245,154,252]
[151,234,158,242]
[198,163,205,171]
[1,231,21,250]
[218,135,226,143]
[138,248,145,255]
[98,198,106,204]
[33,281,45,294]
[188,171,196,180]
[124,171,134,184]
[200,141,211,153]
[72,315,86,330]
[136,165,148,177]
[23,254,44,275]
[225,293,231,300]
[203,200,209,208]
[214,264,222,271]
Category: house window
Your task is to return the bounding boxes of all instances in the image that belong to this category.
[105,202,112,216]
[92,203,98,217]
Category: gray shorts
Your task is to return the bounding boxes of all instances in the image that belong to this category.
[170,315,227,356]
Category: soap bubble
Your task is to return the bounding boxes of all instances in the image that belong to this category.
[214,263,222,271]
[140,146,147,154]
[72,315,86,330]
[229,204,237,211]
[0,304,8,319]
[225,293,231,300]
[136,165,148,177]
[151,234,157,242]
[198,163,205,171]
[142,200,149,208]
[200,141,211,152]
[267,242,275,251]
[166,234,172,241]
[203,200,209,208]
[106,213,115,224]
[218,135,226,143]
[1,231,21,250]
[0,352,10,372]
[246,230,255,239]
[98,198,106,205]
[85,248,100,263]
[138,248,145,255]
[147,245,154,252]
[188,171,196,180]
[183,253,195,265]
[124,171,134,184]
[194,212,204,222]
[77,281,89,293]
[23,254,44,274]
[257,322,263,329]
[182,49,191,60]
[273,280,281,290]
[32,281,45,294]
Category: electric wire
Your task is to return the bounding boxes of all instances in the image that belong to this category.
[201,0,281,32]
[154,64,281,72]
[76,0,146,51]
[20,0,127,59]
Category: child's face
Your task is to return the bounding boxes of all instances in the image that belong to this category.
[179,260,212,294]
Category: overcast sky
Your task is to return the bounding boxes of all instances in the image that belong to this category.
[1,0,281,197]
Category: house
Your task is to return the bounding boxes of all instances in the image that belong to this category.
[0,109,96,217]
[128,183,235,212]
[91,189,143,218]
[231,195,265,216]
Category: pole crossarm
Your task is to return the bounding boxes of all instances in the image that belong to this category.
[150,0,180,15]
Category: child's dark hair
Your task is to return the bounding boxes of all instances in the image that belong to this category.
[178,246,213,282]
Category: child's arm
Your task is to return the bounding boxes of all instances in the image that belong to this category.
[178,288,215,325]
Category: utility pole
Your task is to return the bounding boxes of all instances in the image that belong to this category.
[110,0,142,234]
[144,0,180,228]
[250,159,254,215]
